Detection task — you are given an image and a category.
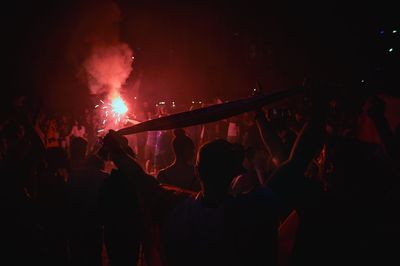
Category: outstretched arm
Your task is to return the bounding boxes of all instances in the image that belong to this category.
[266,88,327,210]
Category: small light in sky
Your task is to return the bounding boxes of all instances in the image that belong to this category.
[192,101,195,104]
[134,96,137,100]
[131,56,135,60]
[393,30,397,34]
[388,48,394,52]
[361,80,365,83]
[379,30,385,35]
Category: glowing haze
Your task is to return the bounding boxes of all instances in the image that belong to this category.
[69,0,133,130]
[84,43,133,96]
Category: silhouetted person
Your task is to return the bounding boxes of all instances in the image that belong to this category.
[37,147,69,266]
[100,132,279,266]
[157,128,200,192]
[70,137,88,171]
[70,120,87,140]
[1,120,42,265]
[68,154,108,266]
[230,144,262,195]
[98,141,141,266]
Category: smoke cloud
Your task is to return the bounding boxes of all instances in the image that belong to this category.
[84,43,133,95]
[68,0,133,97]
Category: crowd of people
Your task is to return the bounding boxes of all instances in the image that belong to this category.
[1,84,399,266]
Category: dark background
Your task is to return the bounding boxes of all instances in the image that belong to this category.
[2,0,399,113]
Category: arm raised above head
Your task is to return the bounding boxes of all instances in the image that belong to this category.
[267,84,328,209]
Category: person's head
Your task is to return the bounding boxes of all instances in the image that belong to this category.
[197,139,245,195]
[172,128,195,163]
[70,137,87,161]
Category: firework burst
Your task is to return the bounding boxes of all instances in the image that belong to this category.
[95,95,129,134]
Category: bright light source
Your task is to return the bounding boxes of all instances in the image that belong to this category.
[389,48,394,52]
[393,30,397,34]
[111,97,128,115]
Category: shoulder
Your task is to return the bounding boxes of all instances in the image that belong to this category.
[234,186,279,213]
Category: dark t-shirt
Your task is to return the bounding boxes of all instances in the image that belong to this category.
[161,187,279,266]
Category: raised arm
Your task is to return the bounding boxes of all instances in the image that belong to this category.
[266,87,327,209]
[254,108,287,166]
[100,131,187,219]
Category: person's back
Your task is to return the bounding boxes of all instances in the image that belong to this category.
[157,129,200,192]
[99,168,142,266]
[162,188,278,266]
[161,139,278,266]
[68,155,108,266]
[70,137,87,171]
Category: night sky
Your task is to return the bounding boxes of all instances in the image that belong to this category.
[2,0,398,113]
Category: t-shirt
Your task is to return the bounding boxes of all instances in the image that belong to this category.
[161,187,279,266]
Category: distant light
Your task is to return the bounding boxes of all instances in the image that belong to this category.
[199,101,202,104]
[192,101,195,104]
[134,96,137,100]
[131,56,135,60]
[95,104,99,108]
[379,30,385,35]
[389,48,394,52]
[361,79,365,83]
[393,30,397,34]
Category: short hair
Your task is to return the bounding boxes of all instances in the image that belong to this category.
[172,128,194,159]
[197,139,244,188]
